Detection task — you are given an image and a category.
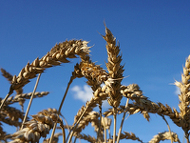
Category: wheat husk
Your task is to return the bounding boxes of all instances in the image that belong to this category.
[149,131,181,143]
[174,55,190,136]
[9,108,63,143]
[119,131,143,143]
[102,25,124,108]
[10,40,91,91]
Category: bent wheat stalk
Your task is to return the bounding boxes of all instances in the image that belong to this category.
[21,73,41,129]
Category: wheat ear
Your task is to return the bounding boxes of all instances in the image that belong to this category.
[149,131,181,143]
[102,24,124,143]
[119,131,143,143]
[175,55,190,141]
[0,40,91,111]
[9,108,64,143]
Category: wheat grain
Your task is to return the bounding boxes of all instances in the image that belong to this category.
[102,25,124,108]
[149,131,181,143]
[10,40,91,91]
[77,134,96,143]
[79,61,109,91]
[119,131,143,143]
[9,108,63,143]
[174,55,190,137]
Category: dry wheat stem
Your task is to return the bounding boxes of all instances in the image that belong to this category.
[101,117,112,143]
[97,102,103,142]
[117,97,130,143]
[21,73,41,130]
[49,74,75,143]
[161,115,173,143]
[112,107,117,143]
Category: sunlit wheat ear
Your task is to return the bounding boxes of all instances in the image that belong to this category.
[79,61,109,91]
[174,55,190,138]
[9,108,64,143]
[102,24,124,143]
[120,84,148,101]
[102,25,124,108]
[149,131,180,143]
[118,131,143,143]
[10,40,91,91]
[77,134,96,143]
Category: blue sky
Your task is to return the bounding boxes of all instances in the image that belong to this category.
[0,1,190,142]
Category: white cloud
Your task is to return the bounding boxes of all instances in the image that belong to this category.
[174,86,180,95]
[71,85,110,108]
[71,85,93,102]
